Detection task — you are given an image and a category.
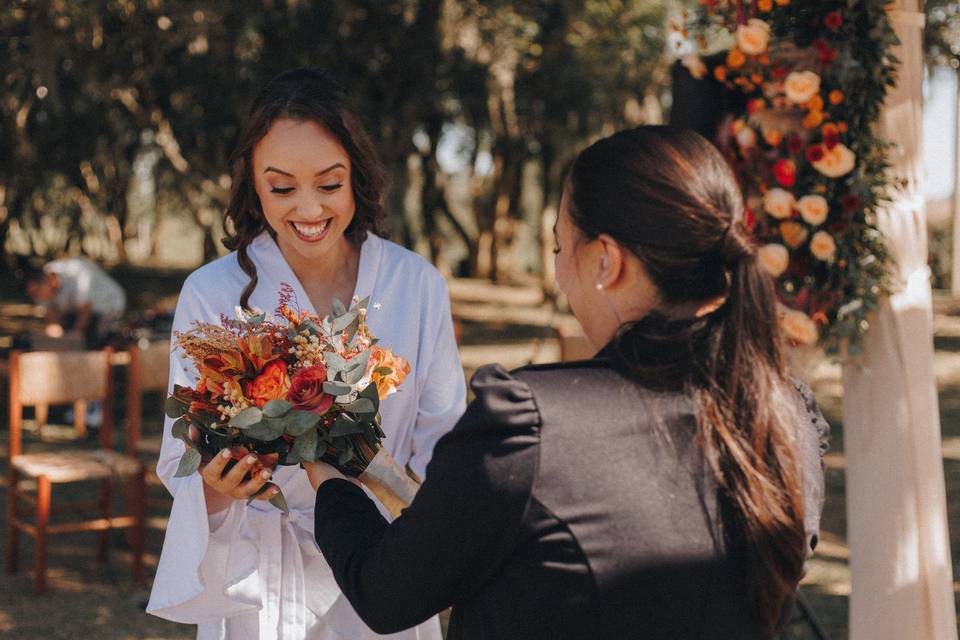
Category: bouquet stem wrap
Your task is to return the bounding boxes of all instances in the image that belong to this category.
[359,449,421,518]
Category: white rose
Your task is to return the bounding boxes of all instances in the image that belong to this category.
[736,19,771,56]
[780,307,820,346]
[813,143,856,178]
[758,243,790,277]
[784,71,822,105]
[809,231,837,262]
[736,125,758,150]
[797,195,829,226]
[763,188,795,220]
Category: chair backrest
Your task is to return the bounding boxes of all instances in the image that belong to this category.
[125,341,171,453]
[7,349,114,458]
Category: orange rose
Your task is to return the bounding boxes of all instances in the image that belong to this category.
[727,48,746,69]
[714,66,728,82]
[758,0,773,11]
[367,347,412,400]
[829,89,845,105]
[243,360,292,408]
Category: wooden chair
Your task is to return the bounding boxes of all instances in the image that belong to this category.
[5,349,145,594]
[125,342,171,493]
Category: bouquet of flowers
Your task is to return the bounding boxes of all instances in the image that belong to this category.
[164,284,417,513]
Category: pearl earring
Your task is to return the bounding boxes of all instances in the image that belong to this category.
[596,282,604,291]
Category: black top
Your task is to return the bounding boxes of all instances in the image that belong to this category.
[314,357,829,640]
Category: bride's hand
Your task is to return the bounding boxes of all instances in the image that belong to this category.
[302,460,348,491]
[201,448,278,501]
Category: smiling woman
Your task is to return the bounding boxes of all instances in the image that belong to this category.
[146,68,466,640]
[222,68,387,315]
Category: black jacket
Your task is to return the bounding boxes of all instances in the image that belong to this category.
[314,355,829,639]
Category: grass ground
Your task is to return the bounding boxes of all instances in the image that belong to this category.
[0,273,958,639]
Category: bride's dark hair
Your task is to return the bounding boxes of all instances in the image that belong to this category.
[567,125,806,637]
[223,68,386,309]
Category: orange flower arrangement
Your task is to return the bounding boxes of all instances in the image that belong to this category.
[166,285,412,510]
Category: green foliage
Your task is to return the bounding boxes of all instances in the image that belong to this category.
[0,0,673,278]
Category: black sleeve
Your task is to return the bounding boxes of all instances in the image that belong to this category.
[314,364,541,634]
[792,379,831,556]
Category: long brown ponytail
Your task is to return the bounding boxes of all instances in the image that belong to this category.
[567,126,806,636]
[222,68,386,309]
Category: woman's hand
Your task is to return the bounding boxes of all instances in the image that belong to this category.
[302,460,348,491]
[200,448,278,513]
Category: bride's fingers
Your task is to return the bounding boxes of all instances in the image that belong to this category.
[222,454,258,490]
[238,469,273,499]
[201,449,232,486]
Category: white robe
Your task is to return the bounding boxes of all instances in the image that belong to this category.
[146,232,466,640]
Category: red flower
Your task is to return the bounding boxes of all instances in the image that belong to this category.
[773,159,797,187]
[747,98,766,114]
[805,144,825,163]
[841,194,862,212]
[787,135,804,155]
[287,365,334,415]
[745,207,756,231]
[772,66,789,80]
[822,124,841,150]
[824,11,843,30]
[813,40,838,64]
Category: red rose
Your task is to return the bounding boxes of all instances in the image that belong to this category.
[824,11,843,30]
[287,365,334,415]
[773,159,797,187]
[805,144,825,163]
[841,194,861,212]
[787,135,804,155]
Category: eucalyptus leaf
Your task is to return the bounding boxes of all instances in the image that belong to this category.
[356,296,370,310]
[344,315,361,342]
[323,381,352,396]
[302,319,322,335]
[346,398,376,415]
[269,489,289,513]
[283,410,321,436]
[244,416,286,441]
[324,351,346,372]
[263,399,293,418]
[174,448,202,477]
[164,397,187,419]
[338,447,355,466]
[294,429,319,462]
[329,414,365,437]
[171,418,192,447]
[285,449,303,465]
[246,312,266,325]
[229,407,263,429]
[332,308,359,333]
[332,297,347,316]
[346,349,371,375]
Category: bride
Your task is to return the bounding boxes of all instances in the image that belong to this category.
[147,68,466,640]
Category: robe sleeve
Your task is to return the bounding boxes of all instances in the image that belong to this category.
[406,272,467,479]
[145,275,260,623]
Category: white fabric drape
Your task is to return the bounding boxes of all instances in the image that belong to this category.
[841,4,958,639]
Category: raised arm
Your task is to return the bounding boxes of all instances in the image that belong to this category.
[312,365,540,633]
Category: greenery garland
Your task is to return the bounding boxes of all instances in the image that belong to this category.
[678,0,899,355]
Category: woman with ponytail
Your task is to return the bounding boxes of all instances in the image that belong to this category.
[147,69,465,640]
[304,125,828,639]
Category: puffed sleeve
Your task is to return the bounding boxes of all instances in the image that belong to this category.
[792,379,830,556]
[407,272,467,478]
[313,364,540,634]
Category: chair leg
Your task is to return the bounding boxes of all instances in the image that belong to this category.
[129,468,146,585]
[6,468,19,574]
[97,479,111,563]
[35,475,51,595]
